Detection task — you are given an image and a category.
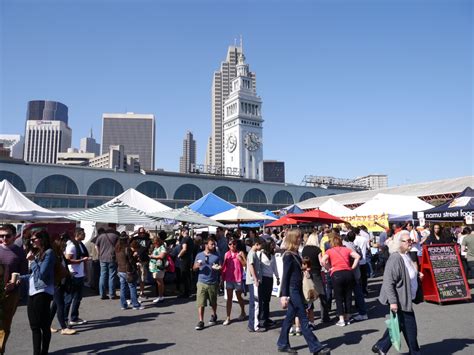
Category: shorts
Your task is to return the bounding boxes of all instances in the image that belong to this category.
[196,282,218,308]
[138,262,148,283]
[152,270,165,280]
[225,281,242,290]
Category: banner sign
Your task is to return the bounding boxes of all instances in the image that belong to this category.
[342,214,388,232]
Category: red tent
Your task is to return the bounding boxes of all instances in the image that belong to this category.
[290,209,345,224]
[266,214,310,227]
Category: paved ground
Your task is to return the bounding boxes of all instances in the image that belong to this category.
[8,277,474,355]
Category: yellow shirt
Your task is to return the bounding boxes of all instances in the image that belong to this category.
[320,234,330,255]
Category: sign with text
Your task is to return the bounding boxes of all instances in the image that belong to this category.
[190,163,243,177]
[342,214,389,232]
[421,244,470,304]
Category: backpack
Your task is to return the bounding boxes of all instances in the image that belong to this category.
[165,254,175,273]
[54,255,69,286]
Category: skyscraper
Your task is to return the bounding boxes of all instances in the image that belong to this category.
[179,131,196,173]
[101,112,155,170]
[208,41,256,173]
[80,128,100,156]
[23,100,72,164]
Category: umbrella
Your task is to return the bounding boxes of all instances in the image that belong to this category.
[266,214,310,227]
[290,209,345,224]
[211,206,277,224]
[149,206,226,228]
[67,200,161,225]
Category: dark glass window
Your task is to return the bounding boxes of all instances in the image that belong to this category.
[136,181,167,199]
[272,190,294,205]
[87,178,123,196]
[213,186,237,202]
[35,174,79,194]
[299,192,316,202]
[173,184,203,201]
[0,171,26,192]
[243,188,267,204]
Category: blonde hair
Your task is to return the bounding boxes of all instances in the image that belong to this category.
[285,229,302,252]
[329,233,343,248]
[305,232,319,247]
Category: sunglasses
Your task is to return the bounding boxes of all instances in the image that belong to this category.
[0,234,12,239]
[228,242,237,246]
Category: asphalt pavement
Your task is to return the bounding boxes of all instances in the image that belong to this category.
[8,277,474,354]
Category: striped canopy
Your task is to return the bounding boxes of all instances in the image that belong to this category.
[149,206,226,227]
[67,200,162,224]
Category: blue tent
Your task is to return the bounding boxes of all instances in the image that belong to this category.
[240,210,278,228]
[420,187,474,221]
[188,192,236,217]
[280,204,304,216]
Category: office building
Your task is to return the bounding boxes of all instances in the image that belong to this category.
[101,112,155,170]
[27,100,69,124]
[263,161,285,183]
[57,148,96,166]
[89,144,140,172]
[179,131,196,173]
[208,42,256,173]
[0,134,24,159]
[80,129,100,155]
[353,175,388,190]
[24,120,72,164]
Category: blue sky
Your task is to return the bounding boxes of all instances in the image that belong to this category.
[1,0,472,186]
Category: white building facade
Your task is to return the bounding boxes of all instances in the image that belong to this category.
[0,134,24,159]
[24,120,72,164]
[223,53,263,180]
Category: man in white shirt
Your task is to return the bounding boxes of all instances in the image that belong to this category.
[354,226,370,296]
[65,228,89,326]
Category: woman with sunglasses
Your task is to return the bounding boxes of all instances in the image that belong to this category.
[221,238,247,325]
[26,230,56,355]
[372,230,423,355]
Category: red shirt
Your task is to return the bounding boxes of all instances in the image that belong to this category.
[326,247,352,275]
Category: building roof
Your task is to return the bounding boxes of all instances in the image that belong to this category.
[297,176,474,209]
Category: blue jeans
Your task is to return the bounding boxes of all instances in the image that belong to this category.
[118,272,140,308]
[277,288,324,353]
[376,309,420,355]
[353,277,367,315]
[99,261,117,297]
[64,277,84,322]
[50,286,67,329]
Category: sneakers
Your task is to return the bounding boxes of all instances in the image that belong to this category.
[351,314,368,322]
[195,321,204,330]
[335,320,346,327]
[237,313,246,321]
[50,327,58,333]
[60,328,77,335]
[152,296,164,303]
[223,318,230,326]
[256,327,267,333]
[69,319,87,326]
[209,314,217,325]
[133,306,145,310]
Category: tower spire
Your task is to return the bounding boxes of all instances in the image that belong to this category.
[90,127,93,138]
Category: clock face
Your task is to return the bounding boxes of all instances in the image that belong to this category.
[244,132,260,151]
[226,134,237,153]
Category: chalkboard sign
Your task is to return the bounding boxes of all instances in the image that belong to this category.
[421,244,470,303]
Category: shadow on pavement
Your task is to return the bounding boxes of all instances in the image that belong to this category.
[421,338,474,354]
[292,329,378,352]
[72,312,173,332]
[50,338,175,354]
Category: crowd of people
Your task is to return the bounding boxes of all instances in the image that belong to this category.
[0,220,473,354]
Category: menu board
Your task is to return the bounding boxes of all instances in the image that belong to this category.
[426,245,469,301]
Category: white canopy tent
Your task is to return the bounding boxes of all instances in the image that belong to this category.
[0,180,66,221]
[318,198,353,217]
[352,193,433,216]
[106,188,171,213]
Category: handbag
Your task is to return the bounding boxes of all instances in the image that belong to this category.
[287,252,318,302]
[385,311,401,352]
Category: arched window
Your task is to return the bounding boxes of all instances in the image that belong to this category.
[213,186,237,202]
[243,188,267,204]
[272,190,294,205]
[36,174,78,195]
[0,171,26,192]
[136,181,167,199]
[299,192,316,202]
[87,178,123,196]
[174,184,203,201]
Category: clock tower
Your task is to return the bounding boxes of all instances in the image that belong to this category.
[223,51,264,180]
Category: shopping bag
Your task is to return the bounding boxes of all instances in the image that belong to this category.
[385,311,401,352]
